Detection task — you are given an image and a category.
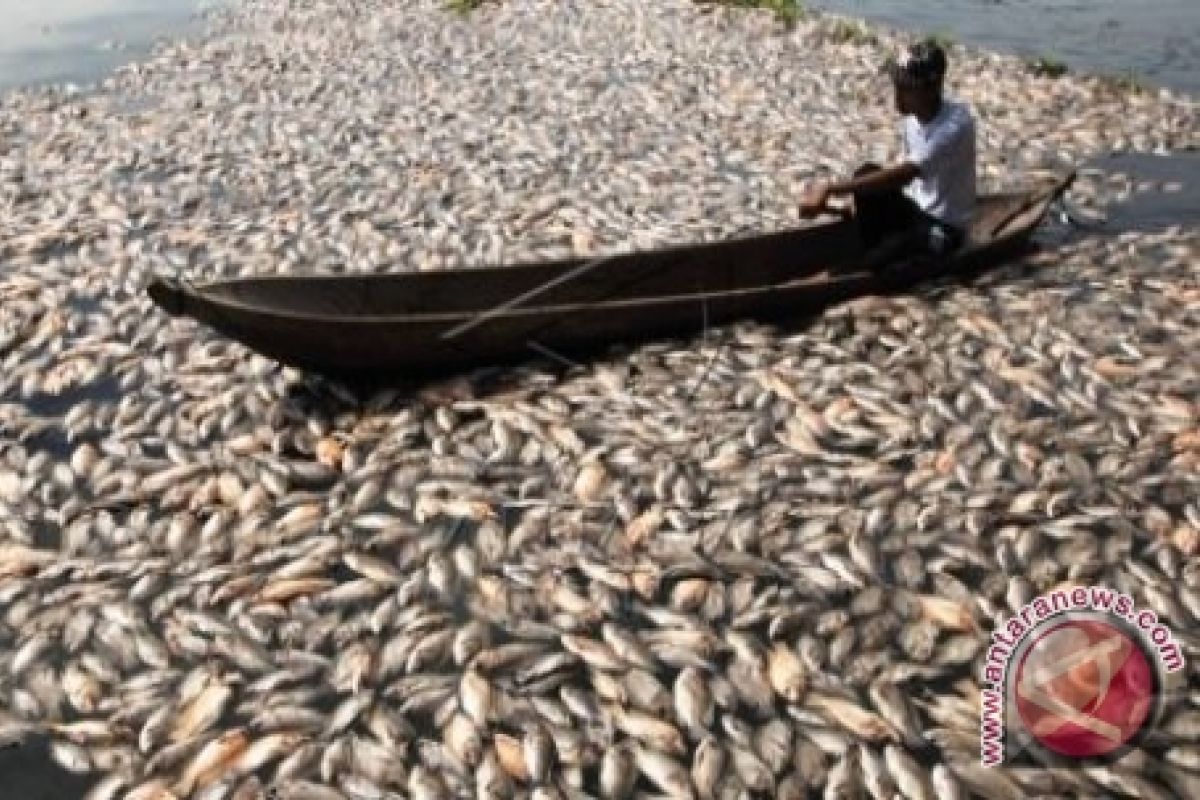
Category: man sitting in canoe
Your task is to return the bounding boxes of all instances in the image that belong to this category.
[799,39,977,267]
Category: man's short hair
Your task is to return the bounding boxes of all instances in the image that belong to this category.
[887,40,947,89]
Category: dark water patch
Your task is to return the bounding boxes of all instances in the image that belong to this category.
[30,517,62,549]
[326,560,359,585]
[20,423,81,461]
[65,294,104,316]
[1091,151,1200,234]
[0,733,95,800]
[23,375,122,417]
[138,437,167,460]
[277,359,548,407]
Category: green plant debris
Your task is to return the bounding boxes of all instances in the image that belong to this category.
[824,18,877,46]
[446,0,489,14]
[924,32,956,51]
[1026,55,1069,78]
[696,0,805,26]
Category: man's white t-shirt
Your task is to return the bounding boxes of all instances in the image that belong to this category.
[901,99,977,230]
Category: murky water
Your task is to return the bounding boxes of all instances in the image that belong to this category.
[0,735,95,800]
[1097,152,1200,233]
[0,0,222,91]
[811,0,1200,96]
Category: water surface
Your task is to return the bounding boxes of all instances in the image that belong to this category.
[811,0,1200,96]
[1098,152,1200,233]
[0,0,221,91]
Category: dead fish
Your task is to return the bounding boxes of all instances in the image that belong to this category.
[171,675,234,743]
[599,743,637,799]
[177,728,249,795]
[808,694,898,743]
[523,724,555,784]
[674,667,713,738]
[766,643,808,704]
[692,736,725,799]
[634,746,694,798]
[884,744,934,800]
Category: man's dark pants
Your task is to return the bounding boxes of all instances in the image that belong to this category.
[852,163,965,269]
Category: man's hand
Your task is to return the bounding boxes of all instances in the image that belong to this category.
[799,184,832,219]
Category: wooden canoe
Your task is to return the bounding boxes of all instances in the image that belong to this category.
[147,173,1073,379]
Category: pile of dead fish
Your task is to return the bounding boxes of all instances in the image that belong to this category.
[1,1,1199,799]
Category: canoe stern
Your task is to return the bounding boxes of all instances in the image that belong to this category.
[147,278,188,317]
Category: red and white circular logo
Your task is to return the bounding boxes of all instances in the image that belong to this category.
[1014,619,1156,758]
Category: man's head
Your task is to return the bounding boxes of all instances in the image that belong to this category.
[888,40,947,119]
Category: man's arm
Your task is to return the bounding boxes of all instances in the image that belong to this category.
[800,161,920,218]
[828,162,920,198]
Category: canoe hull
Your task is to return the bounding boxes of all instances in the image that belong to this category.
[148,175,1073,379]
